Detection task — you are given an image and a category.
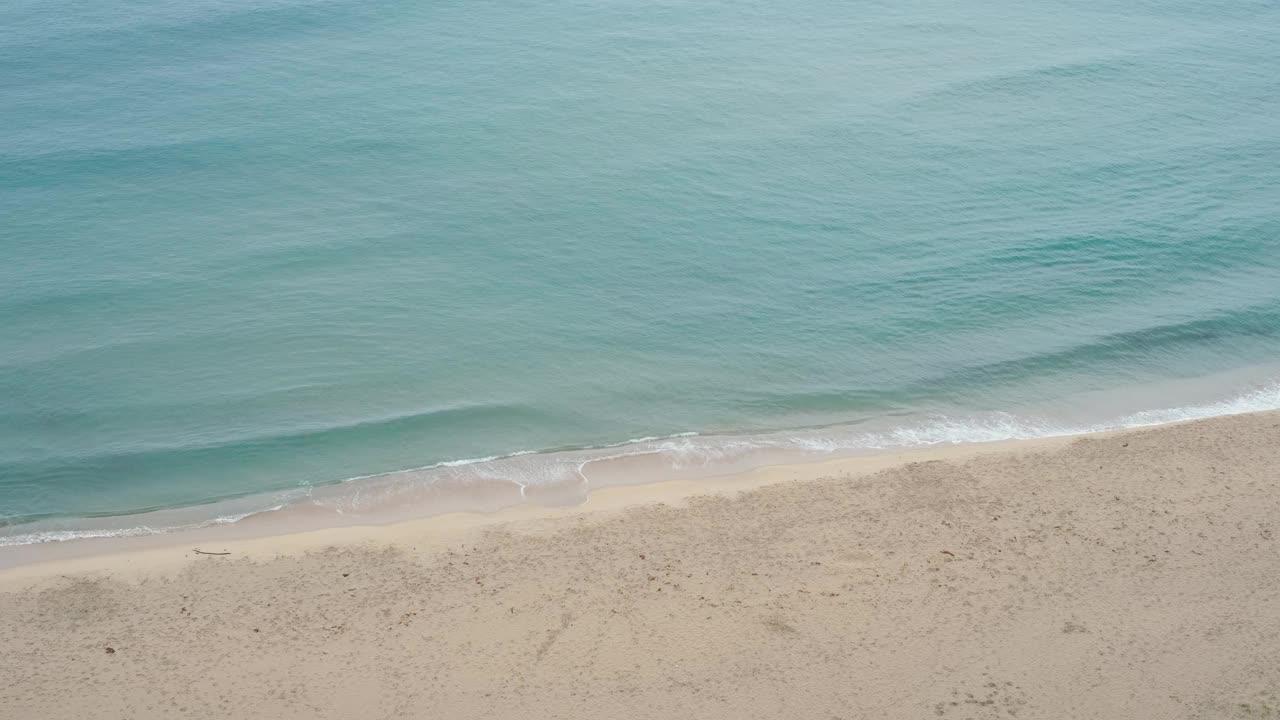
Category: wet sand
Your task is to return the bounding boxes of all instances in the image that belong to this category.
[3,411,1279,719]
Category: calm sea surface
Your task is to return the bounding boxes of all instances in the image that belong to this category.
[2,0,1279,542]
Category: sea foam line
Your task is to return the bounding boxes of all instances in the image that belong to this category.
[872,379,1280,449]
[0,505,287,548]
[334,432,702,485]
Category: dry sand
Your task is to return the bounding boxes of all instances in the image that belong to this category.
[3,411,1279,719]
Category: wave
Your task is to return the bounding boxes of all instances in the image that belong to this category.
[3,380,1278,548]
[905,300,1280,393]
[900,56,1145,110]
[0,504,288,548]
[0,399,551,471]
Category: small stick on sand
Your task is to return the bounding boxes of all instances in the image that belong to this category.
[193,549,231,556]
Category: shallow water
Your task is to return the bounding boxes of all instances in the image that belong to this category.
[2,0,1279,542]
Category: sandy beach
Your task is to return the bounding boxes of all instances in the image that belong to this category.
[3,410,1279,719]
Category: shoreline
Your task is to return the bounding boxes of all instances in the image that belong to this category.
[0,431,1077,580]
[4,409,1279,718]
[4,372,1280,570]
[0,407,1257,581]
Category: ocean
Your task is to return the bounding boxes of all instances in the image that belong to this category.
[2,0,1279,545]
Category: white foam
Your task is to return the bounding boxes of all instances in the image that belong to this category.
[1114,380,1280,428]
[0,525,167,546]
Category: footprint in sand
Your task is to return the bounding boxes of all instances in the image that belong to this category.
[835,550,875,566]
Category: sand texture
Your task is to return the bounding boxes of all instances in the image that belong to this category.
[3,411,1280,719]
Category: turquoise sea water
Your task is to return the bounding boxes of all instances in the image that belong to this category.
[2,0,1279,543]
